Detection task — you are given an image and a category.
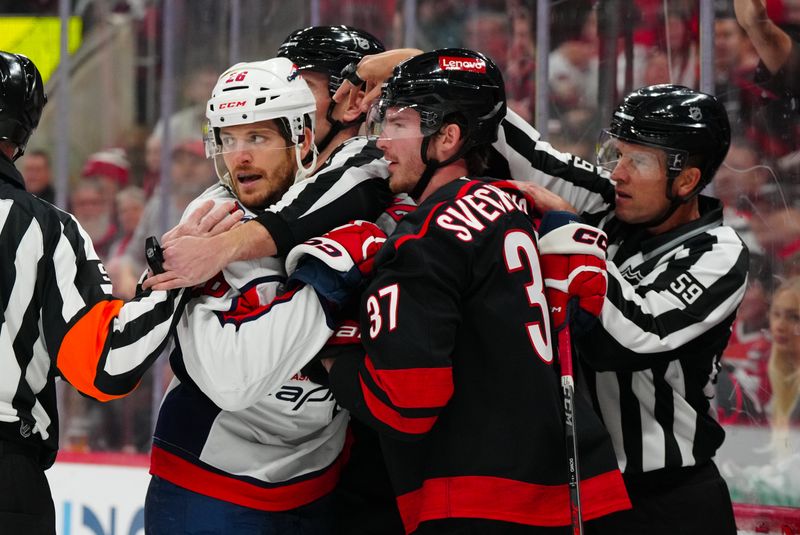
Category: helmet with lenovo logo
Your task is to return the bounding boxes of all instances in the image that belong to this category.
[370,48,506,157]
[366,48,506,200]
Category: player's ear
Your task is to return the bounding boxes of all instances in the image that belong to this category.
[299,126,313,160]
[338,88,365,123]
[674,166,702,198]
[432,123,463,161]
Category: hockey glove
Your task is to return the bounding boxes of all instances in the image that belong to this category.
[302,318,362,385]
[537,211,608,335]
[286,220,387,308]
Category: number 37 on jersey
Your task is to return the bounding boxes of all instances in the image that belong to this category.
[364,230,553,364]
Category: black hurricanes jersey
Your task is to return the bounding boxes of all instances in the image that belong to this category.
[328,179,630,534]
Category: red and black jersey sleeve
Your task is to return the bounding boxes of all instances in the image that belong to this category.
[330,206,468,441]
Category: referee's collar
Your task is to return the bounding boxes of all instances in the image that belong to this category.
[638,195,724,257]
[0,151,26,191]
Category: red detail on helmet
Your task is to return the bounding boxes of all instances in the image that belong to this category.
[219,100,247,109]
[439,56,486,73]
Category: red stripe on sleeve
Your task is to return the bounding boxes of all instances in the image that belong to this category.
[359,373,438,435]
[364,356,453,410]
[394,200,449,249]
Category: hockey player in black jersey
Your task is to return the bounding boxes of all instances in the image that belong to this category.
[285,48,631,535]
[521,85,747,534]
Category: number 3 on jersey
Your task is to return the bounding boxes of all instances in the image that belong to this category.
[503,231,553,363]
[367,284,399,339]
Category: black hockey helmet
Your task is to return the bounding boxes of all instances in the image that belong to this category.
[368,48,506,199]
[278,25,385,96]
[0,51,47,161]
[601,84,731,192]
[372,48,506,155]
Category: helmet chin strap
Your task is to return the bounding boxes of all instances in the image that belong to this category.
[409,135,469,202]
[640,175,699,230]
[410,137,437,202]
[294,140,318,183]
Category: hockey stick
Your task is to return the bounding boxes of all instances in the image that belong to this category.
[557,308,584,535]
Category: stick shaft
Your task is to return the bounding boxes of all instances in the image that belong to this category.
[558,326,584,535]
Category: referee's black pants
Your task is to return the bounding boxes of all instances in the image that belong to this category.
[585,461,737,535]
[0,440,55,535]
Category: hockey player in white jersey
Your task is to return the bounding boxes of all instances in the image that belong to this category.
[144,58,360,534]
[144,26,395,290]
[143,26,409,534]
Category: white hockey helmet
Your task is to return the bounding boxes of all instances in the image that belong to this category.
[205,57,317,186]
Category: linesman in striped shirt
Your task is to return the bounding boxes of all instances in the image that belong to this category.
[0,52,231,535]
[521,85,747,534]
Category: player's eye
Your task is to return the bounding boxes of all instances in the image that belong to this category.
[249,134,266,144]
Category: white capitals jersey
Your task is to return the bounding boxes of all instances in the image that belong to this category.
[150,183,348,511]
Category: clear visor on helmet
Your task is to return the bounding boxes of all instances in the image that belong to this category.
[204,124,294,158]
[596,130,667,178]
[204,122,298,187]
[365,101,441,141]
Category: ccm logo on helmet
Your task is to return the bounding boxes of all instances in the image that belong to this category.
[219,100,247,109]
[439,56,486,73]
[573,228,608,251]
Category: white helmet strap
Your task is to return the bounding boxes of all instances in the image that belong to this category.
[294,129,318,183]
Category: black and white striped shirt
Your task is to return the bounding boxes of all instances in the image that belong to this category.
[254,137,393,256]
[581,201,748,474]
[493,127,749,474]
[0,154,185,467]
[478,112,748,475]
[250,113,613,257]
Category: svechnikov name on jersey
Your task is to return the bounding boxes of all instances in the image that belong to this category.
[435,180,529,242]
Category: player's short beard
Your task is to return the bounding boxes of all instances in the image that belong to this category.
[237,148,296,211]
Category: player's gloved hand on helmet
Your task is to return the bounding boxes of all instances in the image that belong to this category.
[286,220,387,309]
[537,211,608,336]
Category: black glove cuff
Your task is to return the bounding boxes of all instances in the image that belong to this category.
[340,62,364,87]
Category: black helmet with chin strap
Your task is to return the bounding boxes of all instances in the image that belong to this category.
[369,48,506,200]
[0,51,47,161]
[598,84,731,227]
[278,26,384,154]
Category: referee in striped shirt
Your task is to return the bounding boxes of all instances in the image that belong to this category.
[523,85,746,534]
[0,52,190,535]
